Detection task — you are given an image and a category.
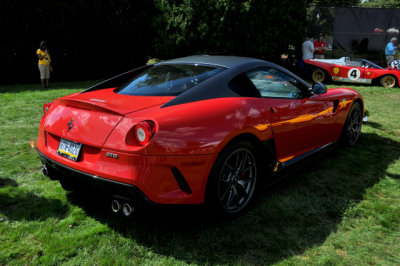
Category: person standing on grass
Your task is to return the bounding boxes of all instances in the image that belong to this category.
[36,41,53,88]
[314,34,327,59]
[300,35,315,78]
[385,37,399,67]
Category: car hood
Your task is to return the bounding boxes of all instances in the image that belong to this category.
[43,88,174,148]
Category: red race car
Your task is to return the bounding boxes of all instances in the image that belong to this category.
[36,55,364,215]
[305,57,400,88]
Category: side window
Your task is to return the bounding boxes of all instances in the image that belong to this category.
[228,73,261,97]
[246,68,303,98]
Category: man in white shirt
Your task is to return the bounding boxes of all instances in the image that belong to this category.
[302,36,315,59]
[301,35,315,78]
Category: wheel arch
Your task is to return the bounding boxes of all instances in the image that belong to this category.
[353,98,364,115]
[374,74,398,87]
[221,133,276,163]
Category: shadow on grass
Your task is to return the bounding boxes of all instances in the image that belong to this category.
[67,132,400,264]
[365,121,383,130]
[0,188,69,221]
[0,178,18,188]
[386,172,400,179]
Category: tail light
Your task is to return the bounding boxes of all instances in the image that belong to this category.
[43,102,53,115]
[134,121,156,146]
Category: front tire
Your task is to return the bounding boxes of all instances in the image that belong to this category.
[341,102,362,146]
[206,141,258,215]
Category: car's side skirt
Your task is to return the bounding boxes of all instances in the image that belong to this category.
[266,141,336,184]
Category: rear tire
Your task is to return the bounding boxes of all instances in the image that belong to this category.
[311,68,327,83]
[340,102,362,146]
[380,75,396,88]
[206,141,259,216]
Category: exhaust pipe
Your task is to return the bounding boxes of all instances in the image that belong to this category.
[122,203,134,216]
[111,200,121,213]
[42,164,49,177]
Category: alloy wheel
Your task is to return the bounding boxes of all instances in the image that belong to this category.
[217,147,257,213]
[346,104,362,146]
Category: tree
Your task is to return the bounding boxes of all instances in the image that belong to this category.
[307,0,361,37]
[152,0,308,61]
[360,0,400,8]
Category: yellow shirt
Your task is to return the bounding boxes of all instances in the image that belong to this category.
[37,49,51,65]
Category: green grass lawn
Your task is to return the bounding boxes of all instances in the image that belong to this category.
[0,81,399,265]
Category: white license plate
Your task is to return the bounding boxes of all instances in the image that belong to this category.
[57,138,82,161]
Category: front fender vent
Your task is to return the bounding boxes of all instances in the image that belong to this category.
[333,100,339,113]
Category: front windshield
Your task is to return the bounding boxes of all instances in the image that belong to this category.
[361,59,383,69]
[115,64,224,96]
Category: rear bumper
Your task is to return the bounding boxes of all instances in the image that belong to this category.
[36,148,152,204]
[36,143,217,204]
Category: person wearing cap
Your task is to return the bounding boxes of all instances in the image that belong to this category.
[36,41,53,88]
[385,37,399,67]
[314,34,327,59]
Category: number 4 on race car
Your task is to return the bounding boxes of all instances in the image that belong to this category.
[348,68,361,81]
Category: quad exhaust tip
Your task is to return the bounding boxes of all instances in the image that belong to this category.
[122,203,133,216]
[111,200,134,216]
[111,200,121,213]
[42,164,49,177]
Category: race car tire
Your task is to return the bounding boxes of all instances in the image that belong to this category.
[380,75,396,88]
[311,68,326,83]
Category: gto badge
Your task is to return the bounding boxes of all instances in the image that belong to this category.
[67,119,74,132]
[106,152,118,159]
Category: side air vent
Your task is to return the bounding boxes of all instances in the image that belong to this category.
[171,167,192,194]
[333,100,339,112]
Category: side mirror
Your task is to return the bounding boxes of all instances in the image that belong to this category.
[311,82,327,95]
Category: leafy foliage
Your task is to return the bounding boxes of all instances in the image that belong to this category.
[311,0,360,6]
[153,0,308,61]
[306,0,360,37]
[360,0,400,8]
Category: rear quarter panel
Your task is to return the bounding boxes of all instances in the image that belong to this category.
[104,97,274,156]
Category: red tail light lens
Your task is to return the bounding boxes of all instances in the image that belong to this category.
[134,121,156,146]
[43,102,53,115]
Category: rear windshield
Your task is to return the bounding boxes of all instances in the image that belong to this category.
[115,64,224,96]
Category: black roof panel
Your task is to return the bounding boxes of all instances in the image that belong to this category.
[159,55,265,69]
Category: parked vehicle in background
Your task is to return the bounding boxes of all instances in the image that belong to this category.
[305,57,400,88]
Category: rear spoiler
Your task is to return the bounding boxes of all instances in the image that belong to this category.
[55,98,122,115]
[81,64,153,94]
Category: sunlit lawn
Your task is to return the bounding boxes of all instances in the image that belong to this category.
[0,81,399,265]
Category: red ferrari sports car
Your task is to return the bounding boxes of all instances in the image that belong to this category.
[36,55,364,215]
[305,57,400,88]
